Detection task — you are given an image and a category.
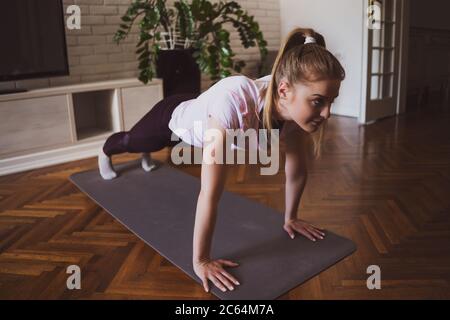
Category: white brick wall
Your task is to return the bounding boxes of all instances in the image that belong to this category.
[6,0,280,92]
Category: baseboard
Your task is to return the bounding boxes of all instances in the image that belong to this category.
[0,140,103,176]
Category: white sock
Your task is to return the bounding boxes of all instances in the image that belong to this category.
[98,147,117,180]
[141,153,157,172]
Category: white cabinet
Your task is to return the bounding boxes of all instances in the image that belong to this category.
[0,78,163,175]
[121,85,162,131]
[0,95,72,155]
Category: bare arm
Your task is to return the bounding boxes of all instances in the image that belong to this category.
[282,122,309,222]
[193,118,228,263]
[281,122,325,241]
[192,116,240,292]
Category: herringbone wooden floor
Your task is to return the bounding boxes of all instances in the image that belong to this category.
[1,104,449,299]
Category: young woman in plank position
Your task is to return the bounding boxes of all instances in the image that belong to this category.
[98,27,345,293]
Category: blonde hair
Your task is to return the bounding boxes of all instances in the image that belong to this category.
[259,27,345,160]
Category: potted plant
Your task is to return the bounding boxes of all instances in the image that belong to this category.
[113,0,268,95]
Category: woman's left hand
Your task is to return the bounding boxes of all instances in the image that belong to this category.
[283,219,326,241]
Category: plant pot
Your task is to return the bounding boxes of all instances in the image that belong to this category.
[155,48,201,98]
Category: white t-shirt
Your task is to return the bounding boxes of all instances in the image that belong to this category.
[168,74,273,150]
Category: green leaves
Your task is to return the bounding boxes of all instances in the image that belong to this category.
[148,8,160,26]
[113,0,268,84]
[121,15,131,22]
[175,0,195,40]
[217,29,229,41]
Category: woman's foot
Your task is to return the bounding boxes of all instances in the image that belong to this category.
[141,153,157,172]
[98,147,117,180]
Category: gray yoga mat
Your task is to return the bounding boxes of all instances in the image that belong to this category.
[69,159,356,300]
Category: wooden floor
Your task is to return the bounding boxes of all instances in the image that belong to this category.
[1,103,449,300]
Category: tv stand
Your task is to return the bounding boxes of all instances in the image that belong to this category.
[0,78,163,175]
[0,87,28,95]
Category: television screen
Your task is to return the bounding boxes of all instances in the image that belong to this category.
[0,0,69,82]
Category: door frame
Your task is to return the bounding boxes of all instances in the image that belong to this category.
[359,0,410,124]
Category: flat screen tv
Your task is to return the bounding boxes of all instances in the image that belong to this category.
[0,0,69,83]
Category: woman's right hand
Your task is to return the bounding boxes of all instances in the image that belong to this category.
[193,258,240,293]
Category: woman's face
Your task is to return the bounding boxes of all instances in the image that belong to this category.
[276,77,341,133]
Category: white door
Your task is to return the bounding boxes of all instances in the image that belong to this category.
[361,0,403,123]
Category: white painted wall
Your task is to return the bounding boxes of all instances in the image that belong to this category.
[279,0,364,118]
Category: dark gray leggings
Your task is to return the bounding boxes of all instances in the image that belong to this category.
[102,93,199,157]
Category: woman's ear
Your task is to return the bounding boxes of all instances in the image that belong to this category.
[278,80,291,100]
